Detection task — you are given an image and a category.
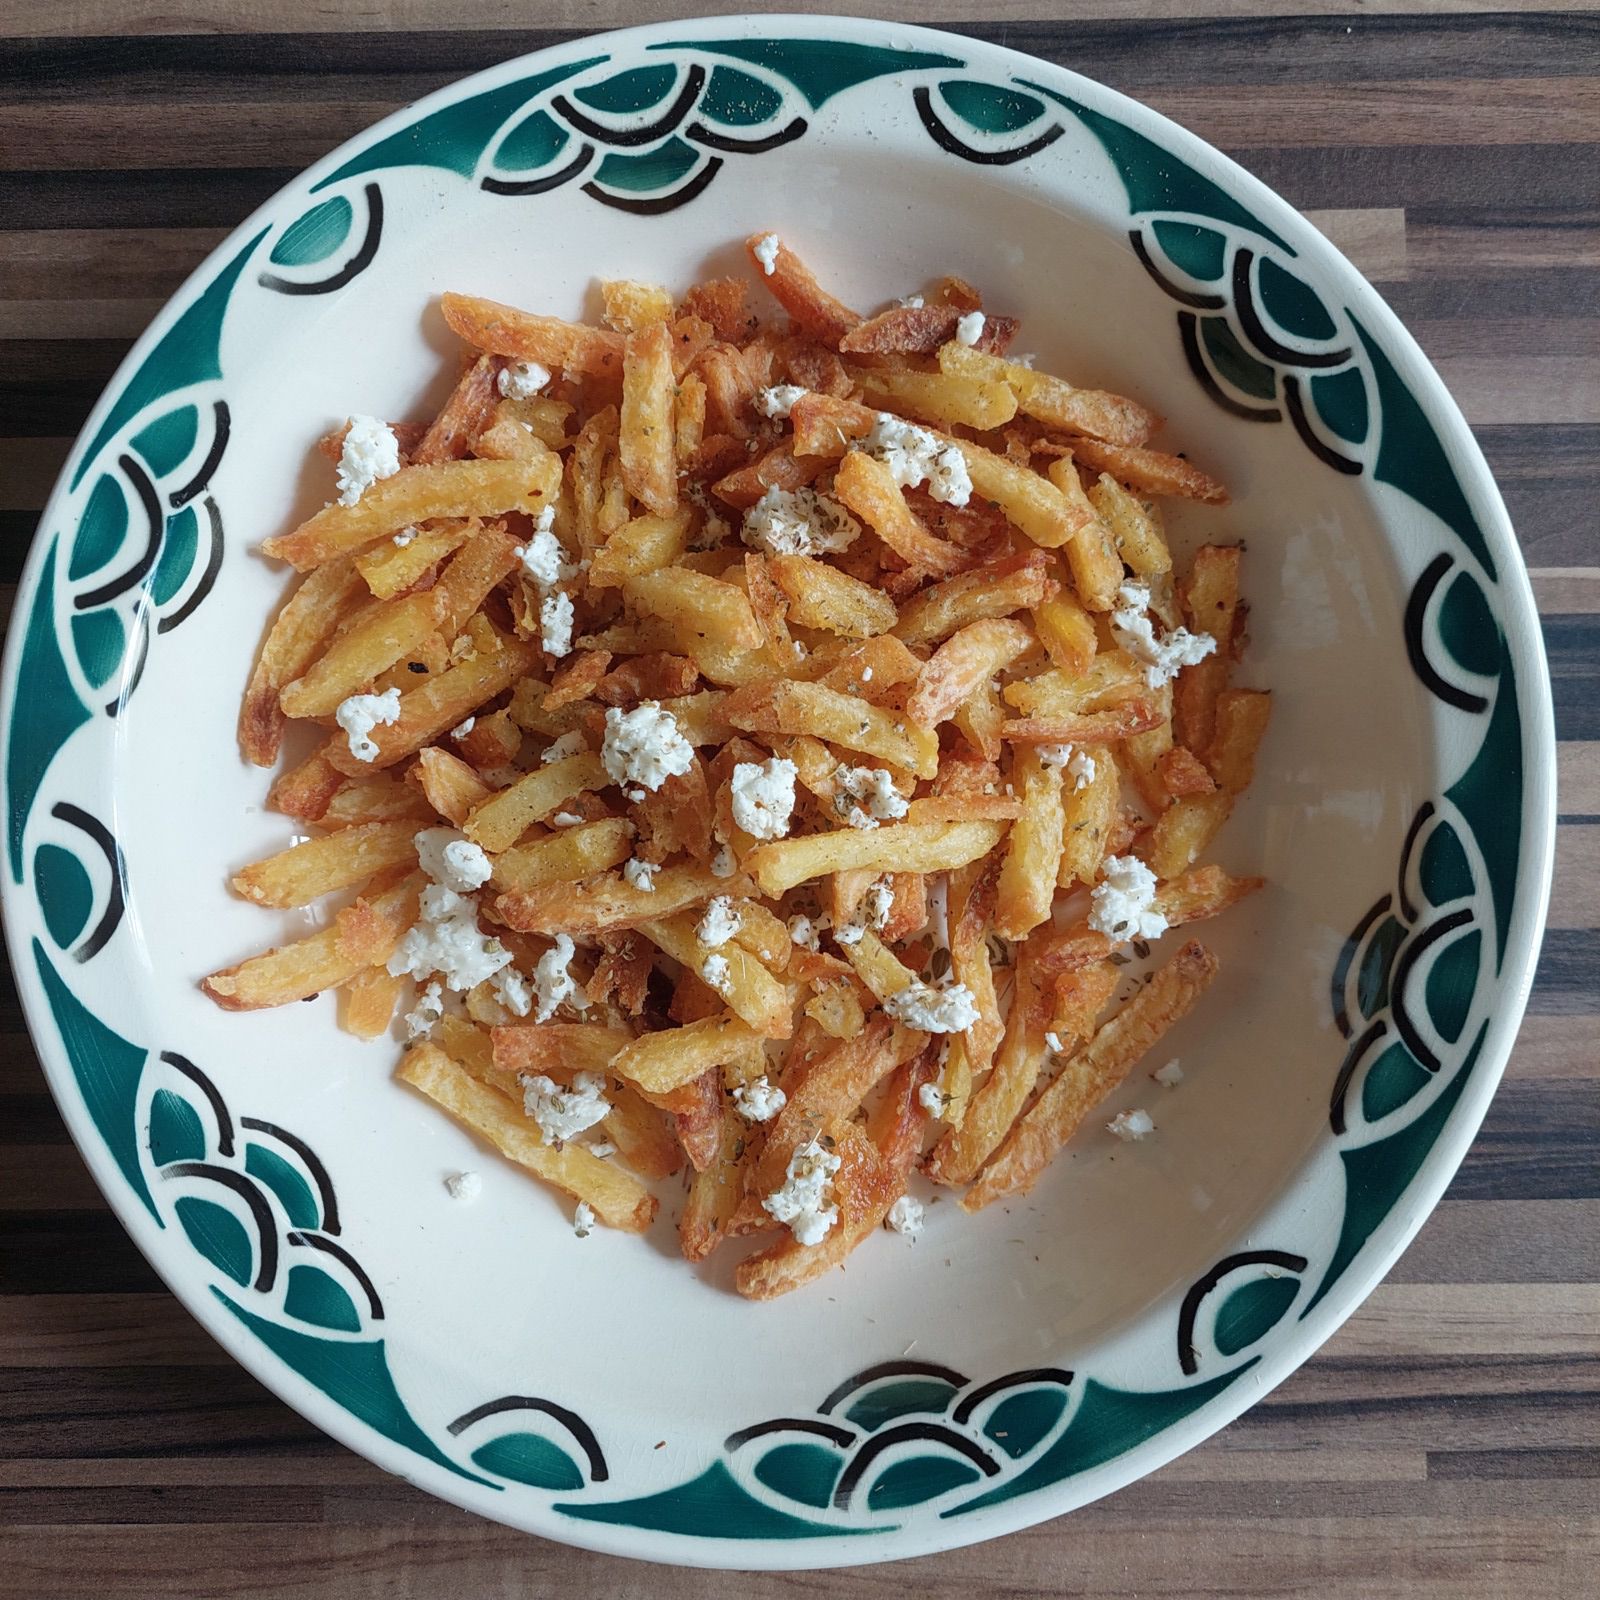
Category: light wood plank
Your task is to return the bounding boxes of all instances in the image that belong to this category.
[1303,207,1408,284]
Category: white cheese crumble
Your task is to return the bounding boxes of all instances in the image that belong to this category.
[1112,579,1217,688]
[404,979,444,1040]
[335,687,401,763]
[388,883,512,991]
[1039,743,1096,790]
[1088,854,1169,943]
[918,1082,948,1115]
[588,1140,616,1160]
[898,293,925,309]
[762,1136,840,1246]
[1154,1058,1185,1088]
[788,914,818,948]
[697,896,742,949]
[711,844,737,879]
[550,811,583,828]
[884,979,980,1034]
[601,702,694,793]
[753,233,780,276]
[834,764,909,829]
[532,933,589,1021]
[1045,1030,1064,1054]
[491,965,533,1018]
[521,1069,609,1144]
[756,384,807,420]
[540,590,574,658]
[518,507,575,588]
[572,1200,596,1238]
[449,717,475,740]
[444,1170,481,1202]
[622,858,657,892]
[1108,1107,1156,1141]
[834,923,865,947]
[885,1194,925,1237]
[862,413,972,507]
[392,526,418,548]
[414,827,493,893]
[498,359,551,400]
[700,952,733,994]
[741,485,860,557]
[335,415,400,506]
[861,877,894,932]
[955,310,986,346]
[730,756,798,840]
[733,1075,787,1123]
[541,730,587,765]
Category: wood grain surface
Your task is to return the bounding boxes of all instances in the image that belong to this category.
[0,4,1595,1595]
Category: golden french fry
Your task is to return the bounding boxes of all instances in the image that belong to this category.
[637,914,792,1039]
[679,1108,745,1262]
[725,678,938,777]
[1032,590,1098,675]
[744,232,861,347]
[610,1013,766,1095]
[995,748,1066,939]
[851,365,1018,431]
[491,818,635,893]
[746,819,1004,898]
[831,450,970,576]
[936,342,1160,446]
[603,279,674,333]
[278,589,444,718]
[625,568,764,654]
[1087,473,1171,576]
[620,320,678,515]
[353,520,473,599]
[893,552,1053,647]
[589,508,692,588]
[1058,748,1121,887]
[342,967,404,1040]
[231,821,421,909]
[1070,439,1228,506]
[1046,457,1122,612]
[268,742,345,821]
[906,618,1033,728]
[498,861,738,936]
[462,752,608,852]
[1138,790,1236,880]
[440,292,625,378]
[767,552,899,637]
[1001,652,1147,718]
[411,746,492,827]
[1207,689,1271,793]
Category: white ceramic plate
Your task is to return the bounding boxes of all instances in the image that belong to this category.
[1,15,1556,1569]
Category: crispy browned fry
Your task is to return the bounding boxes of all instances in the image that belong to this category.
[995,748,1066,940]
[747,818,1004,898]
[440,291,624,378]
[398,1044,656,1231]
[264,457,559,571]
[674,371,706,462]
[341,966,404,1040]
[1158,744,1217,798]
[712,439,825,510]
[231,820,421,909]
[906,618,1033,728]
[267,742,345,821]
[453,708,520,771]
[851,367,1018,432]
[432,519,523,640]
[945,860,1003,1126]
[589,508,692,588]
[542,650,611,712]
[1085,473,1170,577]
[620,320,678,516]
[412,746,491,827]
[202,875,421,1010]
[595,652,700,705]
[893,551,1053,647]
[964,942,1219,1209]
[491,1021,633,1079]
[601,279,673,333]
[1003,700,1163,746]
[637,914,792,1039]
[804,633,922,696]
[610,1013,766,1095]
[725,678,938,777]
[626,568,764,653]
[1045,960,1121,1048]
[788,391,876,456]
[240,561,366,765]
[767,552,899,637]
[324,774,438,828]
[1206,688,1271,793]
[679,1108,745,1261]
[278,589,444,719]
[832,450,972,576]
[745,232,861,347]
[498,862,739,936]
[679,277,751,343]
[1063,437,1229,505]
[353,519,473,600]
[840,303,1017,356]
[661,1066,724,1173]
[413,355,498,465]
[938,342,1160,447]
[462,752,608,852]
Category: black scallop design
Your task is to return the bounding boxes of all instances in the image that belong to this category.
[156,494,223,636]
[257,183,384,296]
[1397,800,1437,925]
[1329,1016,1389,1135]
[551,66,705,148]
[831,1421,1000,1510]
[1232,249,1352,369]
[1331,892,1392,1039]
[1404,553,1491,714]
[950,1367,1075,1425]
[49,801,126,963]
[1282,376,1362,474]
[168,400,230,509]
[75,455,162,611]
[911,86,1064,166]
[242,1115,341,1235]
[104,605,149,718]
[687,116,808,154]
[162,1161,279,1292]
[725,1416,857,1451]
[1390,907,1476,1073]
[481,143,595,196]
[1130,229,1226,311]
[284,1231,383,1319]
[1178,312,1281,422]
[159,1051,235,1156]
[447,1395,608,1482]
[581,156,723,215]
[1177,1250,1309,1375]
[818,1358,970,1415]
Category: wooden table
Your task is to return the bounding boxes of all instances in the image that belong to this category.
[1,3,1594,1595]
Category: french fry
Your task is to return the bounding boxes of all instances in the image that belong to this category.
[964,942,1219,1209]
[602,1081,683,1181]
[620,320,678,515]
[712,439,825,509]
[491,818,635,893]
[412,746,492,827]
[802,633,922,695]
[498,860,736,936]
[838,929,916,1003]
[1087,473,1172,576]
[589,508,692,588]
[609,1013,766,1095]
[805,979,866,1038]
[1044,458,1122,612]
[625,569,764,654]
[831,450,971,576]
[240,561,366,765]
[1001,653,1147,719]
[353,520,473,600]
[995,748,1066,939]
[324,774,438,828]
[906,618,1033,728]
[1058,748,1121,887]
[746,819,1005,898]
[841,303,1016,357]
[945,860,1003,1125]
[1003,701,1163,746]
[744,232,861,347]
[675,371,707,462]
[963,441,1087,550]
[936,342,1160,446]
[397,1045,655,1231]
[491,1021,634,1079]
[431,519,523,641]
[767,552,899,637]
[1158,744,1217,798]
[231,821,421,909]
[1069,439,1228,506]
[412,355,498,465]
[202,875,422,1010]
[725,679,938,777]
[893,552,1053,647]
[278,589,444,718]
[602,279,674,333]
[1032,590,1099,675]
[851,366,1018,431]
[679,1108,746,1261]
[1206,689,1272,793]
[263,457,560,571]
[439,292,625,379]
[952,676,1006,762]
[268,742,345,821]
[342,967,404,1040]
[638,914,792,1039]
[462,752,608,852]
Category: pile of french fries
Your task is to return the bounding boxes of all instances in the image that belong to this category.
[206,233,1269,1300]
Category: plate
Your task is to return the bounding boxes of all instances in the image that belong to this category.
[0,15,1556,1569]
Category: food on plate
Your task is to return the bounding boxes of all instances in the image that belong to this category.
[207,233,1268,1299]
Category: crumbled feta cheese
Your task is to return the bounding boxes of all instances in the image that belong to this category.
[1112,579,1217,688]
[733,1075,786,1123]
[1088,854,1169,943]
[1108,1107,1156,1141]
[762,1136,840,1245]
[1045,1030,1064,1054]
[388,883,512,990]
[392,526,418,548]
[862,413,972,507]
[884,979,980,1034]
[414,827,493,893]
[788,914,818,948]
[628,789,646,803]
[730,757,798,841]
[498,359,551,400]
[588,1140,616,1159]
[521,1069,609,1143]
[700,952,732,993]
[518,509,575,589]
[532,933,588,1021]
[697,896,742,948]
[834,923,865,947]
[572,1200,595,1237]
[898,293,925,309]
[491,965,533,1018]
[623,858,657,892]
[335,687,401,763]
[541,730,587,765]
[742,485,861,557]
[955,310,986,346]
[918,1082,948,1115]
[1039,743,1097,790]
[861,878,894,932]
[404,979,445,1040]
[757,384,807,420]
[834,764,908,828]
[753,233,780,275]
[540,590,574,658]
[336,415,400,505]
[711,844,737,879]
[1154,1058,1184,1088]
[861,667,873,682]
[601,702,695,792]
[885,1194,925,1237]
[444,1170,481,1202]
[550,811,583,828]
[449,717,475,740]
